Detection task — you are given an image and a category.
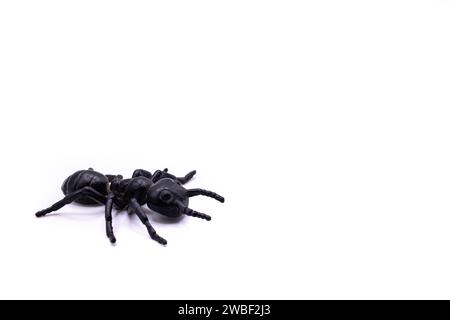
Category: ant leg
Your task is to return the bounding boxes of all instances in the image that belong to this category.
[154,168,197,184]
[105,194,116,243]
[129,198,167,245]
[35,187,106,217]
[150,170,163,182]
[134,168,195,184]
[176,170,197,184]
[187,188,224,202]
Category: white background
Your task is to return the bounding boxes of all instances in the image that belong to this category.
[0,0,450,299]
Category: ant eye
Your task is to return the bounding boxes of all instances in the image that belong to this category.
[159,190,174,203]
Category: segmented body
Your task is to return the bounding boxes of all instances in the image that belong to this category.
[36,167,223,245]
[61,169,109,204]
[110,176,153,207]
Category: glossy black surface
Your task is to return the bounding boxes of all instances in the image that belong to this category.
[36,168,224,245]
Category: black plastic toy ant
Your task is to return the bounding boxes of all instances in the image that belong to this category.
[35,168,224,245]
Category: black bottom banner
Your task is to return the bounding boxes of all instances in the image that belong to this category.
[0,300,446,318]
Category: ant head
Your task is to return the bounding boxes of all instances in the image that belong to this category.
[147,178,188,217]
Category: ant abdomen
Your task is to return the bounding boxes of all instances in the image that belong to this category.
[61,168,109,205]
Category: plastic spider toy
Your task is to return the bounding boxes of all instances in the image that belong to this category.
[35,168,224,245]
